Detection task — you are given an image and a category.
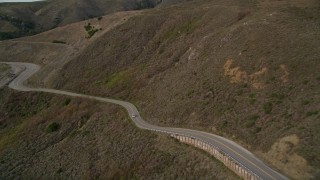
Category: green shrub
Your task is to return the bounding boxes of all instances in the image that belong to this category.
[52,40,66,44]
[252,127,262,134]
[245,115,259,128]
[84,23,92,31]
[269,77,276,82]
[306,111,319,117]
[241,83,248,88]
[84,23,100,38]
[158,46,165,54]
[56,168,63,174]
[87,29,99,38]
[270,93,285,100]
[106,71,130,88]
[63,98,71,106]
[0,64,10,73]
[46,122,60,133]
[235,89,243,96]
[271,93,285,104]
[187,90,195,97]
[302,100,311,105]
[249,93,256,105]
[263,102,273,114]
[219,121,228,129]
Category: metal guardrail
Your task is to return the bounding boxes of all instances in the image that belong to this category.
[150,129,263,180]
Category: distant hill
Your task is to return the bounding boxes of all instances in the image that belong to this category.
[0,0,166,40]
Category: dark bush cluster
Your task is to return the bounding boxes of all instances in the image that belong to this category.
[84,23,100,38]
[46,122,60,133]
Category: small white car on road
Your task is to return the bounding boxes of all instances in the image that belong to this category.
[131,114,137,118]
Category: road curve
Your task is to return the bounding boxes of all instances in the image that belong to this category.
[2,62,288,180]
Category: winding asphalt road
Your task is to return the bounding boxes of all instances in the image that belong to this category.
[1,62,287,180]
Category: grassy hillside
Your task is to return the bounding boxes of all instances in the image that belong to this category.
[50,0,320,178]
[0,64,9,73]
[0,11,140,89]
[0,88,238,179]
[0,0,319,179]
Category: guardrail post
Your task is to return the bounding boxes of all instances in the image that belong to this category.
[241,167,245,176]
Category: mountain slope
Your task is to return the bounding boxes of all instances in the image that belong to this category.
[0,0,319,179]
[51,0,320,178]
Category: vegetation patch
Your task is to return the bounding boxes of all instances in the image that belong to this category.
[0,121,25,151]
[46,122,60,133]
[63,98,71,106]
[306,111,318,117]
[163,17,201,41]
[252,127,262,134]
[0,14,36,40]
[105,70,131,88]
[263,102,273,114]
[84,23,100,38]
[4,94,50,118]
[270,93,285,104]
[248,93,256,105]
[52,40,66,44]
[0,64,10,73]
[302,99,311,106]
[219,120,228,129]
[187,90,195,97]
[245,115,259,128]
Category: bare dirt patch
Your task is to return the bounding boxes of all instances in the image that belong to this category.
[257,134,313,179]
[223,58,267,89]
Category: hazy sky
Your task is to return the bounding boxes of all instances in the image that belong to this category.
[0,0,44,2]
